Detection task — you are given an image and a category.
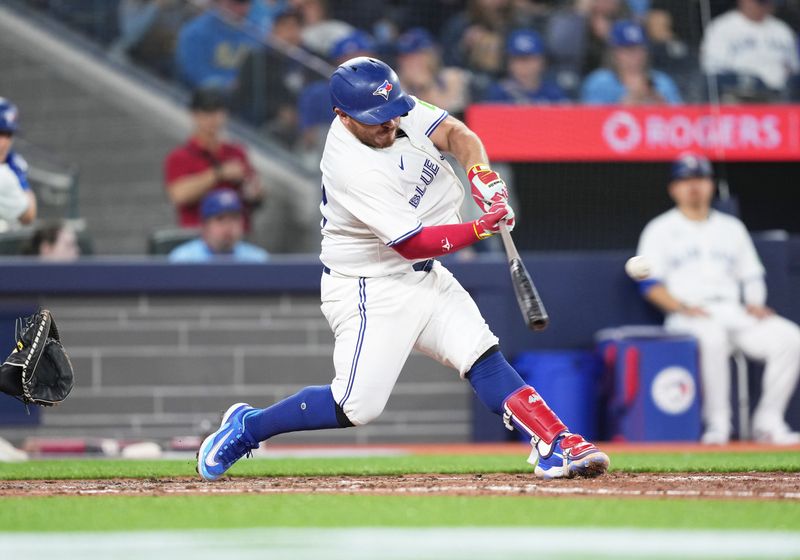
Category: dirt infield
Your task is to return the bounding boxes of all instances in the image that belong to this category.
[2,472,799,501]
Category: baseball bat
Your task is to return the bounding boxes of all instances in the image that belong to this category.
[498,224,549,331]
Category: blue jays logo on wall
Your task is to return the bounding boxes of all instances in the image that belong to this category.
[373,80,393,100]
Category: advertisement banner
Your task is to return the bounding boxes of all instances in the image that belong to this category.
[465,104,800,161]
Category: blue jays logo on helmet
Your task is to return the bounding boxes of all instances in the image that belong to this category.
[0,98,19,133]
[671,152,713,181]
[372,80,393,101]
[329,57,415,125]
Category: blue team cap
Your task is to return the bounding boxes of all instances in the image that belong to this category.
[329,30,376,61]
[397,28,436,55]
[200,189,243,220]
[671,153,713,181]
[610,20,647,48]
[506,29,544,57]
[0,98,19,133]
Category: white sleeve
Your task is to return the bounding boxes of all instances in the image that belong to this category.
[400,96,449,139]
[636,220,667,282]
[734,220,765,282]
[0,168,30,222]
[700,19,729,75]
[343,170,422,246]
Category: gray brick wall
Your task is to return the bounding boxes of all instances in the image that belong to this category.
[0,295,472,444]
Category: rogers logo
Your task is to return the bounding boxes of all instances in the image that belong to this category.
[603,111,642,153]
[601,111,783,153]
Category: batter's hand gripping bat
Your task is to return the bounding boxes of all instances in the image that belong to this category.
[498,224,549,331]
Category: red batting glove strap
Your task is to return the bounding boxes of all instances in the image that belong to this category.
[392,221,485,260]
[468,164,509,212]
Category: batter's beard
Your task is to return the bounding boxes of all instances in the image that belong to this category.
[353,127,397,149]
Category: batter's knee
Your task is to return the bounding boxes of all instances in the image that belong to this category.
[341,399,387,426]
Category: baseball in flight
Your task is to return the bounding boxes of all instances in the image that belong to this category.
[625,255,651,280]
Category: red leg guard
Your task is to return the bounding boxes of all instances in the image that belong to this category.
[502,386,568,458]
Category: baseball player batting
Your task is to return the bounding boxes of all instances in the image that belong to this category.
[636,153,800,445]
[197,57,609,481]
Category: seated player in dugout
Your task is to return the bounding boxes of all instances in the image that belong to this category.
[636,153,800,445]
[198,57,610,482]
[0,98,37,226]
[164,88,264,231]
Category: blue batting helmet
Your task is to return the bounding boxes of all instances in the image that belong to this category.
[329,57,415,125]
[0,98,19,133]
[671,152,713,181]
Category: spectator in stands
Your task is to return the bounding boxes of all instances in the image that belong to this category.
[0,98,36,226]
[440,0,514,77]
[233,8,305,144]
[175,0,261,90]
[169,189,269,262]
[165,89,264,229]
[22,221,80,262]
[291,0,354,58]
[483,29,568,103]
[296,30,376,157]
[395,28,472,115]
[581,20,682,105]
[110,0,202,77]
[701,0,799,101]
[547,0,631,93]
[636,152,800,445]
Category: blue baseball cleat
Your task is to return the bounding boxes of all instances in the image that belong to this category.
[197,402,259,482]
[533,433,610,480]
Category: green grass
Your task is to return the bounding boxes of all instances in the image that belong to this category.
[1,494,798,532]
[0,451,798,480]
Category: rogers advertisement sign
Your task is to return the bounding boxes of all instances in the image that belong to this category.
[465,105,800,161]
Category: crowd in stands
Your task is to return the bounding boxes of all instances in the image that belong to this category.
[14,0,800,261]
[27,0,800,152]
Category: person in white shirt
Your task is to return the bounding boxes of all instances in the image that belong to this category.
[701,0,799,94]
[0,98,36,226]
[636,152,800,445]
[197,57,609,482]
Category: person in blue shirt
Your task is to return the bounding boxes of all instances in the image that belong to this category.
[484,29,569,104]
[0,98,36,225]
[175,0,262,90]
[581,20,683,105]
[169,189,269,262]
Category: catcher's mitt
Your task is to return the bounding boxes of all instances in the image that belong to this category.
[0,309,74,406]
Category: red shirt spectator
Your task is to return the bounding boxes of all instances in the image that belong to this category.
[164,88,264,228]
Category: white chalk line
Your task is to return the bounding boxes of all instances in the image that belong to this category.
[0,528,799,560]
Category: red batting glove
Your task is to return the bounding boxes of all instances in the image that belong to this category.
[468,163,509,212]
[473,200,516,239]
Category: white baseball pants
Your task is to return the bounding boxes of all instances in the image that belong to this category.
[666,303,800,434]
[320,261,499,426]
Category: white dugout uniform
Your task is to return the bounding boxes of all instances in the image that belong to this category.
[637,208,800,435]
[0,152,30,223]
[319,97,498,426]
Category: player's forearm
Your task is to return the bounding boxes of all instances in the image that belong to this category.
[643,283,685,314]
[437,117,489,170]
[167,169,218,205]
[18,191,36,225]
[392,222,482,260]
[743,277,767,307]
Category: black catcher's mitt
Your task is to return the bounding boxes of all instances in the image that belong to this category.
[0,309,74,406]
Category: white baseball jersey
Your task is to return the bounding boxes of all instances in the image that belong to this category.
[701,10,799,90]
[0,153,30,223]
[319,97,464,277]
[636,208,765,307]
